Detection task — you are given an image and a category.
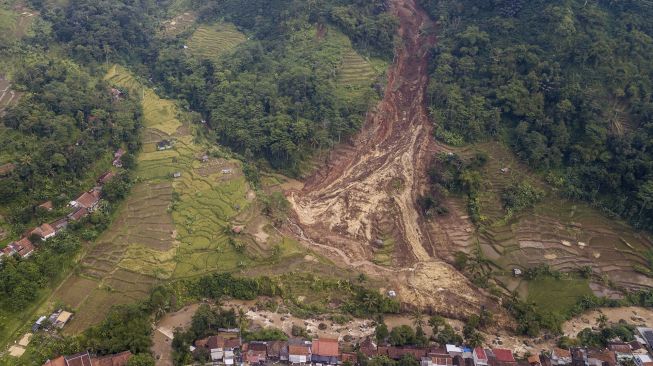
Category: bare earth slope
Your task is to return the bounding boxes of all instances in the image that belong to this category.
[288,0,506,320]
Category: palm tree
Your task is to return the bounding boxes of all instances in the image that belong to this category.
[596,314,608,329]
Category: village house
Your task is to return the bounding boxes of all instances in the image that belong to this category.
[571,347,589,366]
[312,338,340,365]
[51,218,69,233]
[360,338,378,359]
[551,348,572,366]
[2,237,35,258]
[289,342,312,364]
[488,348,517,366]
[38,200,54,211]
[70,189,101,211]
[31,223,56,241]
[244,342,268,364]
[528,355,542,366]
[267,340,286,361]
[42,350,132,366]
[447,345,464,358]
[474,348,489,366]
[157,139,173,151]
[97,171,115,185]
[634,354,653,366]
[68,207,89,221]
[422,349,454,366]
[608,343,634,363]
[588,350,616,366]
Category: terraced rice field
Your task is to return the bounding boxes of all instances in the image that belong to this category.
[186,23,246,63]
[0,78,20,114]
[453,142,653,294]
[53,65,305,333]
[338,48,379,87]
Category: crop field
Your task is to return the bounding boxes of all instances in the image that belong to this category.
[0,78,20,114]
[448,142,653,296]
[54,65,307,333]
[186,23,246,63]
[161,11,196,37]
[526,276,593,316]
[334,31,386,102]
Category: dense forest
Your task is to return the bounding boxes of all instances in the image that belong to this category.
[151,0,396,172]
[418,0,653,230]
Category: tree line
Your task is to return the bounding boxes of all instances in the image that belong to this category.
[418,0,653,231]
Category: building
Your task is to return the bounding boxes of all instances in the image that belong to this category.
[634,354,653,366]
[422,351,454,366]
[528,355,542,366]
[312,338,340,364]
[68,207,89,221]
[38,201,54,211]
[571,348,589,366]
[607,343,633,363]
[32,223,56,240]
[289,343,312,364]
[54,311,73,329]
[474,348,489,366]
[97,171,116,185]
[360,338,377,359]
[244,342,268,364]
[267,340,286,360]
[42,351,131,366]
[91,351,132,366]
[447,345,464,358]
[588,350,616,366]
[71,190,101,211]
[3,237,35,258]
[51,218,69,233]
[551,348,572,366]
[157,140,173,151]
[489,348,517,366]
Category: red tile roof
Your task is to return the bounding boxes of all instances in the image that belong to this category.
[475,348,488,361]
[64,352,93,366]
[91,351,132,366]
[42,356,66,366]
[69,207,89,221]
[98,171,116,185]
[207,335,225,349]
[75,190,100,209]
[313,338,339,357]
[553,348,571,359]
[15,237,34,257]
[493,349,516,363]
[289,344,311,356]
[33,223,55,238]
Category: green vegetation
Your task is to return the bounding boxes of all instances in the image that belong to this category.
[420,0,653,231]
[186,23,246,63]
[152,1,392,174]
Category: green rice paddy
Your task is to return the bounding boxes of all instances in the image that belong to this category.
[187,22,247,63]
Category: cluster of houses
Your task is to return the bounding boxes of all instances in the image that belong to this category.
[42,350,132,366]
[0,148,125,261]
[185,325,653,366]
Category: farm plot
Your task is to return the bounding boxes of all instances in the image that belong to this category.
[458,142,653,292]
[186,22,246,63]
[0,77,20,114]
[0,4,36,41]
[56,65,308,333]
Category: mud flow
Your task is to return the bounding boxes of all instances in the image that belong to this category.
[287,0,505,320]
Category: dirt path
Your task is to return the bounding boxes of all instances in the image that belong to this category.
[286,0,505,320]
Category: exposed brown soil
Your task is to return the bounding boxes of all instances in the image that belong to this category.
[287,0,508,322]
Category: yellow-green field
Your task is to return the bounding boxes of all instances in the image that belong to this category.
[0,3,36,41]
[49,65,307,333]
[186,23,246,63]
